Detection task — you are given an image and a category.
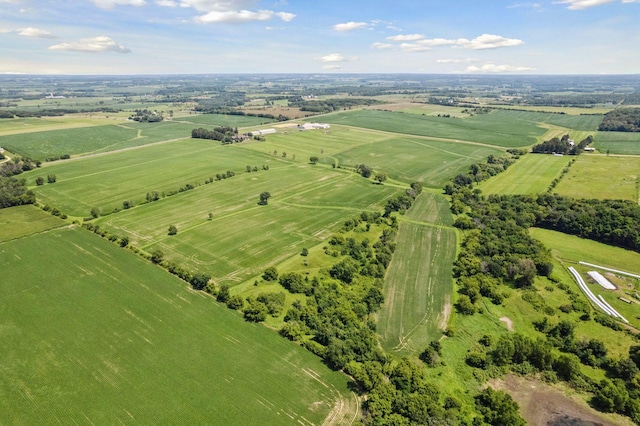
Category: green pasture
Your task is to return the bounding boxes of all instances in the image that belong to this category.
[403,192,454,227]
[479,153,572,195]
[0,120,197,159]
[593,131,640,155]
[378,222,457,355]
[97,169,398,285]
[174,113,276,128]
[488,105,612,116]
[333,137,503,188]
[317,109,549,147]
[0,116,110,136]
[25,139,279,217]
[554,155,639,202]
[0,205,65,242]
[0,228,354,425]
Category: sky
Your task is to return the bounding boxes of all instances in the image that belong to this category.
[0,0,639,75]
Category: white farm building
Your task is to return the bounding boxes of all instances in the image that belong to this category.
[298,123,330,131]
[249,128,276,136]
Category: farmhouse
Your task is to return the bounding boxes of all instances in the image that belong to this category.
[298,123,330,131]
[249,128,276,136]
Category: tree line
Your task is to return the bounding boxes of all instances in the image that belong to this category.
[531,134,593,155]
[191,126,238,144]
[599,108,640,132]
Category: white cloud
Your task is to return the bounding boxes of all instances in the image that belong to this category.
[436,58,478,63]
[400,43,430,52]
[17,27,58,39]
[195,9,294,23]
[90,0,146,8]
[323,64,342,70]
[48,36,131,53]
[317,53,345,62]
[333,21,368,32]
[0,0,21,3]
[418,38,458,47]
[387,33,424,42]
[371,42,393,49]
[155,0,177,6]
[455,34,524,49]
[465,63,535,73]
[553,0,614,8]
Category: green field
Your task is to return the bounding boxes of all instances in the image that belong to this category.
[0,121,197,159]
[0,227,356,424]
[96,168,400,285]
[554,155,640,202]
[26,139,281,217]
[0,205,65,242]
[593,131,640,155]
[377,192,457,354]
[479,153,572,195]
[318,109,549,147]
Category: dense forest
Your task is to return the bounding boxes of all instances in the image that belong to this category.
[191,126,238,144]
[599,108,640,132]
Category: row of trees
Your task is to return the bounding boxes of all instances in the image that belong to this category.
[191,126,238,144]
[0,176,35,208]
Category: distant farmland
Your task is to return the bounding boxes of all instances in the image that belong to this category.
[318,109,549,147]
[0,228,356,425]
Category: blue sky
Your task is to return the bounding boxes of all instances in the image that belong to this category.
[1,0,639,74]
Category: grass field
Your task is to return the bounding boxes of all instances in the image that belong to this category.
[554,155,640,202]
[174,113,276,128]
[479,153,572,195]
[530,227,640,332]
[26,139,281,217]
[334,137,503,188]
[0,120,198,159]
[377,191,457,354]
[0,227,356,424]
[317,109,549,148]
[97,169,399,285]
[0,205,65,242]
[593,131,640,155]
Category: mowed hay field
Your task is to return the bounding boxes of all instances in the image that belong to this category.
[378,193,457,354]
[318,109,549,147]
[479,153,572,195]
[554,155,640,202]
[0,228,356,425]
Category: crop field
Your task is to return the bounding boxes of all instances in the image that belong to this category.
[333,136,503,187]
[479,153,572,195]
[97,169,399,284]
[403,192,454,227]
[318,109,549,147]
[593,131,640,155]
[554,155,640,202]
[0,227,355,425]
[26,139,280,216]
[175,113,276,128]
[0,120,198,159]
[377,221,457,354]
[0,205,65,242]
[489,105,613,116]
[0,117,105,135]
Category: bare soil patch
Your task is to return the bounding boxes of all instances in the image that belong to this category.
[499,316,514,331]
[489,374,630,426]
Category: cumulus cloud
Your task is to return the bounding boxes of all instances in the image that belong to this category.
[0,0,22,3]
[436,58,478,63]
[333,21,368,32]
[371,42,393,49]
[317,53,345,62]
[48,36,131,53]
[158,0,296,23]
[195,9,294,23]
[465,63,535,73]
[90,0,146,8]
[455,34,524,49]
[387,33,424,42]
[17,27,58,39]
[400,43,430,52]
